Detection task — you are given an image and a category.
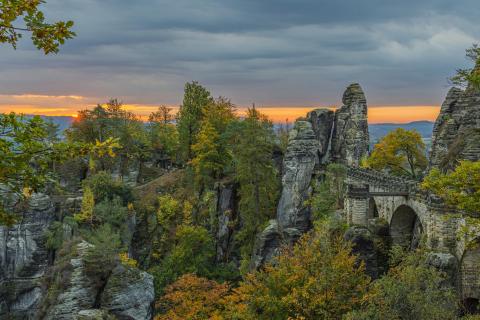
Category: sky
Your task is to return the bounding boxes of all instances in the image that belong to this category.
[1,0,479,123]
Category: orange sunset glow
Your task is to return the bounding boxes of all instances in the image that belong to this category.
[0,93,440,123]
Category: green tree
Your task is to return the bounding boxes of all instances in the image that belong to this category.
[362,128,427,179]
[149,224,216,295]
[83,224,122,286]
[0,113,116,225]
[422,160,480,237]
[230,107,279,271]
[0,0,75,54]
[450,44,480,90]
[148,106,179,162]
[307,162,346,225]
[82,171,134,205]
[67,100,150,174]
[346,248,457,320]
[74,186,95,224]
[177,81,213,161]
[191,121,226,190]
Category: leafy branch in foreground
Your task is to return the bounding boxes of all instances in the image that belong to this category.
[0,0,75,54]
[450,44,480,90]
[0,113,119,225]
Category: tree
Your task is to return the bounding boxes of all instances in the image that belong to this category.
[150,224,216,295]
[306,163,346,225]
[83,224,122,286]
[422,160,480,237]
[68,100,149,174]
[149,105,175,124]
[177,82,213,161]
[155,274,229,320]
[362,128,427,179]
[0,113,117,225]
[148,106,179,163]
[230,107,279,271]
[74,186,95,224]
[0,0,75,54]
[223,226,370,320]
[450,44,480,90]
[346,248,457,320]
[191,121,226,190]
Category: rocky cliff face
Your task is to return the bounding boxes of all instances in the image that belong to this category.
[330,83,370,166]
[277,120,320,232]
[252,84,370,268]
[0,193,55,319]
[43,241,154,320]
[430,84,480,170]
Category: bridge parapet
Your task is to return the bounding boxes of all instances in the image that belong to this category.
[346,167,415,192]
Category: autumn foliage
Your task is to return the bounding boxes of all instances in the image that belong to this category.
[154,273,229,320]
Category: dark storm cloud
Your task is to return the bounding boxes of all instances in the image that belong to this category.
[0,0,479,106]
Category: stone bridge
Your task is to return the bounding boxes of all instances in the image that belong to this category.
[344,167,480,309]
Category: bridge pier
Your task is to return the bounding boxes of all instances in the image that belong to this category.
[344,185,370,226]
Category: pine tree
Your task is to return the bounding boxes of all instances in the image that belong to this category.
[177,82,213,161]
[231,107,279,271]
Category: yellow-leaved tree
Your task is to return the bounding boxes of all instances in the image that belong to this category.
[362,128,427,179]
[221,226,370,320]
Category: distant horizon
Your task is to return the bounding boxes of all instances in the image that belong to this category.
[2,103,440,124]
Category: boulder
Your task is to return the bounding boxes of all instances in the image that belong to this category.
[101,265,154,320]
[250,220,301,270]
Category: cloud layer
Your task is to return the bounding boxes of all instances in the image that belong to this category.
[1,0,479,110]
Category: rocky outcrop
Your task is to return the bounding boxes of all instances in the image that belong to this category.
[44,241,98,319]
[344,218,390,279]
[216,184,238,263]
[430,77,480,170]
[101,265,154,320]
[0,193,55,319]
[277,120,320,232]
[249,220,301,270]
[251,84,371,268]
[43,241,154,320]
[330,83,370,166]
[306,109,335,163]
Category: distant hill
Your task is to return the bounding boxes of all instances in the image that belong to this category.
[25,115,74,134]
[369,121,434,143]
[37,116,434,143]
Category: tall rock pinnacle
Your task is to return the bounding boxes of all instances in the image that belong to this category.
[330,83,370,166]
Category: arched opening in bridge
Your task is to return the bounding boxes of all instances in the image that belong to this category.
[460,239,480,315]
[390,205,422,250]
[367,198,378,219]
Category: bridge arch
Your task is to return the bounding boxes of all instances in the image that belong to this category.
[389,204,423,250]
[460,239,480,315]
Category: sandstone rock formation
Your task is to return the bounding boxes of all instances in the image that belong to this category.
[306,109,335,163]
[430,81,480,170]
[330,83,370,166]
[277,120,320,232]
[43,241,154,320]
[0,193,55,319]
[252,84,371,268]
[101,264,154,320]
[216,184,237,262]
